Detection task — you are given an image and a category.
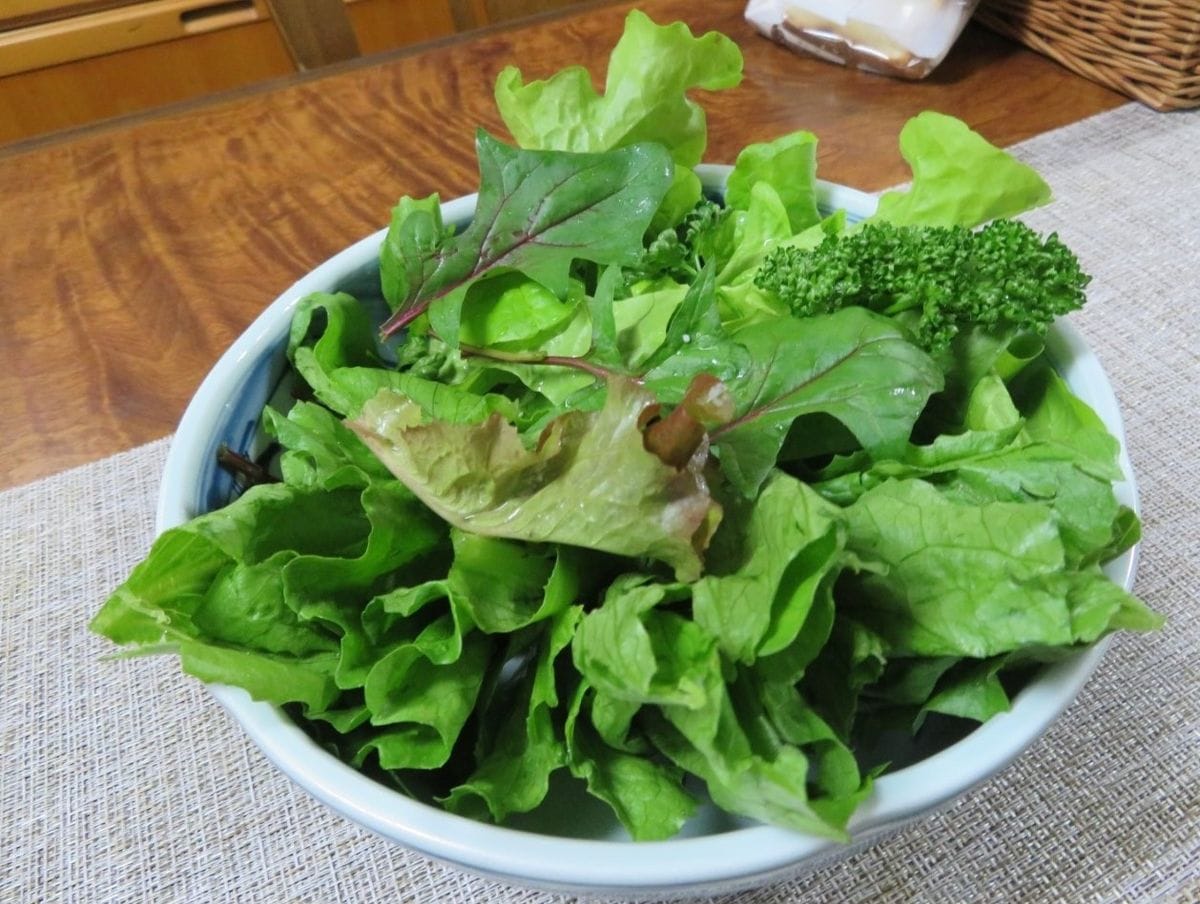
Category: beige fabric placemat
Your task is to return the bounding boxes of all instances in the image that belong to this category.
[4,101,1199,904]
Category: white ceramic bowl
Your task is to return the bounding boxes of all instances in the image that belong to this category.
[157,166,1139,898]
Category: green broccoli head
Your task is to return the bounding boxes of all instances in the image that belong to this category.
[627,198,728,284]
[393,330,463,382]
[753,219,1090,350]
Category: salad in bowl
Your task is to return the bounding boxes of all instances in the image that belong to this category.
[92,10,1160,894]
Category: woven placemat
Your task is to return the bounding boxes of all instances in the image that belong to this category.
[3,102,1198,903]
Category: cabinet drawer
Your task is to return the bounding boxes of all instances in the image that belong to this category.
[0,0,275,77]
[0,0,460,146]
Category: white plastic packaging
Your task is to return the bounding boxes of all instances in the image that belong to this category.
[745,0,981,80]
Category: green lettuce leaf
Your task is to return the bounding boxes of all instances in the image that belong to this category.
[380,193,452,310]
[918,656,1012,725]
[871,112,1052,228]
[466,275,689,406]
[571,574,709,707]
[288,291,518,421]
[458,273,584,351]
[713,183,794,290]
[289,291,386,416]
[446,530,582,634]
[358,629,493,770]
[92,482,367,646]
[817,364,1135,567]
[442,607,582,821]
[565,683,697,841]
[636,265,727,379]
[91,478,449,717]
[693,473,843,664]
[725,130,821,234]
[341,568,497,770]
[800,616,887,741]
[495,10,741,231]
[1010,359,1123,481]
[840,479,1160,658]
[179,643,339,712]
[262,401,393,490]
[572,571,865,840]
[756,676,868,811]
[642,667,857,841]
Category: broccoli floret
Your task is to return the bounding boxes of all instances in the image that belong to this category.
[753,219,1090,350]
[628,198,728,283]
[393,330,463,382]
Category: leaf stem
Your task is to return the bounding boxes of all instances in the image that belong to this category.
[543,355,625,382]
[458,343,628,382]
[380,304,427,338]
[217,445,279,488]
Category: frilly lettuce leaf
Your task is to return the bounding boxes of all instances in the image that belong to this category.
[495,9,741,166]
[638,653,865,841]
[357,626,493,769]
[347,377,722,581]
[571,574,707,708]
[495,9,741,228]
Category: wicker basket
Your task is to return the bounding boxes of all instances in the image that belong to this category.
[975,0,1200,111]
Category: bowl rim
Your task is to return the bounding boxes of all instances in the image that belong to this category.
[157,165,1139,894]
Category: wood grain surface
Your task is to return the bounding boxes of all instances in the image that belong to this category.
[0,0,1127,490]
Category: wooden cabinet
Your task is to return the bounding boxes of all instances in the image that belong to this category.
[0,0,587,146]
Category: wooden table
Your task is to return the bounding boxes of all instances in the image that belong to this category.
[0,0,1126,491]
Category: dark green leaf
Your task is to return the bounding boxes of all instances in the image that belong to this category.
[712,308,943,497]
[380,133,673,344]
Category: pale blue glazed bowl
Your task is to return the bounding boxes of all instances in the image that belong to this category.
[156,167,1139,898]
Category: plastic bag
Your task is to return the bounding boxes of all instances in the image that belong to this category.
[745,0,981,80]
